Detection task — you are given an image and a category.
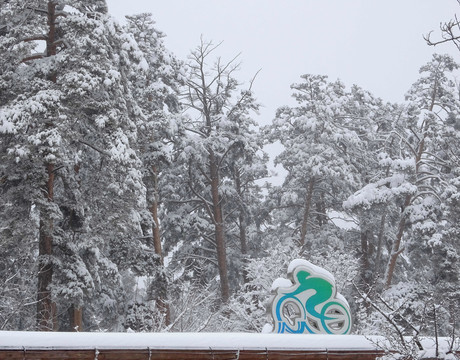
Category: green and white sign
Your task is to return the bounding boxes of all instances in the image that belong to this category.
[270,259,352,334]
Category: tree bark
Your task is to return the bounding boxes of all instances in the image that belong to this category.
[37,163,57,331]
[148,165,171,325]
[69,305,83,332]
[384,195,411,288]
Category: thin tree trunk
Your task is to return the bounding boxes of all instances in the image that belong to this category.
[37,2,58,330]
[299,178,315,247]
[210,153,230,303]
[384,194,411,288]
[149,165,170,325]
[37,163,57,331]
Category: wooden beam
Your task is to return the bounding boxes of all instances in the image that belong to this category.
[0,348,386,360]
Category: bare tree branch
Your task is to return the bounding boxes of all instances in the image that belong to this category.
[78,139,110,156]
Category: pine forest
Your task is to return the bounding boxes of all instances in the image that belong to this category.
[1,0,460,344]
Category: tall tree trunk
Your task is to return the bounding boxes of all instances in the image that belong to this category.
[37,2,59,331]
[149,165,170,325]
[37,163,57,331]
[299,178,315,247]
[210,153,230,303]
[384,195,411,288]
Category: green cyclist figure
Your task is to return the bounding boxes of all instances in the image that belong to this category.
[271,260,352,334]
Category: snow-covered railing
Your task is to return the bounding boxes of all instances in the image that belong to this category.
[1,331,458,359]
[0,332,387,359]
[0,331,390,359]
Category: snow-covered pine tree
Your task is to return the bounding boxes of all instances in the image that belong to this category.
[52,1,155,331]
[0,0,74,330]
[173,39,262,303]
[0,0,152,331]
[385,54,459,288]
[403,54,460,335]
[0,0,46,331]
[265,75,365,252]
[123,12,184,327]
[338,86,399,289]
[346,55,460,290]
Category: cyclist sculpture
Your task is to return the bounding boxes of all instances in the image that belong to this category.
[270,259,352,334]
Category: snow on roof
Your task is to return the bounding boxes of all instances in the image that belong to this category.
[0,332,382,351]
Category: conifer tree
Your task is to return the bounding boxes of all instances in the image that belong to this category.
[344,54,460,289]
[0,0,151,330]
[177,39,261,303]
[123,12,184,326]
[266,75,365,250]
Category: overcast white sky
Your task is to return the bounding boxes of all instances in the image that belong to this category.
[106,0,459,126]
[105,1,460,183]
